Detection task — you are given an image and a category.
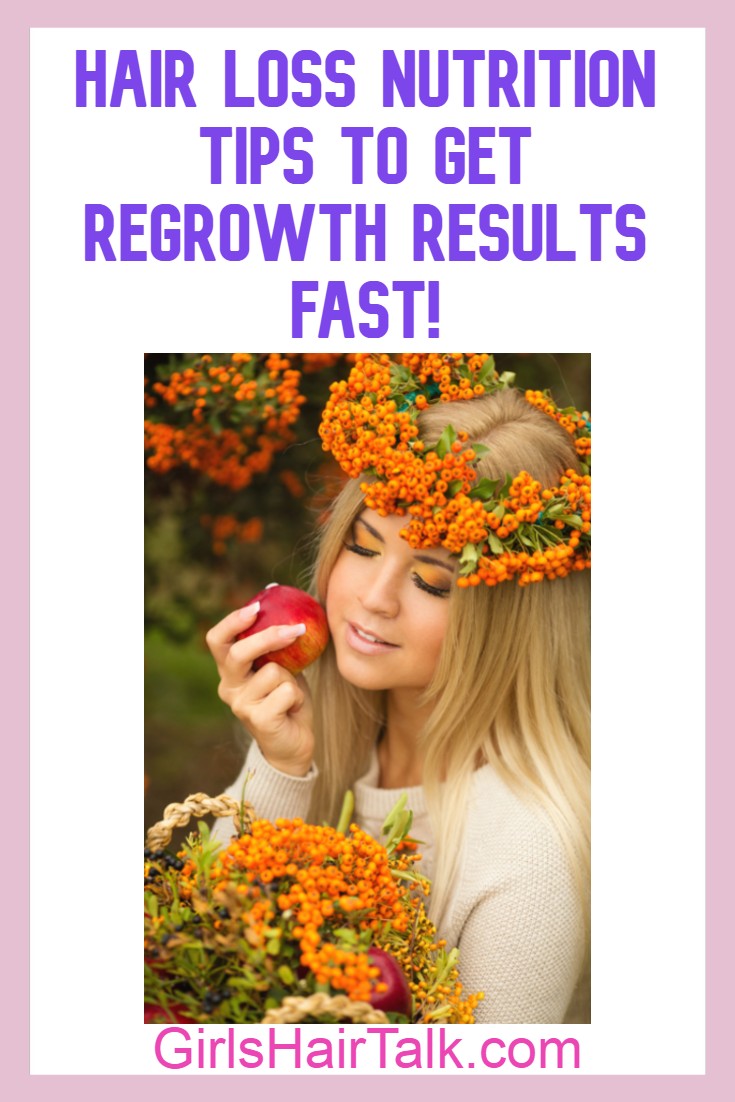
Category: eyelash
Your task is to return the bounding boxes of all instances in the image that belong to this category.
[344,542,450,599]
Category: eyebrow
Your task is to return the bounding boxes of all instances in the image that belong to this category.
[355,516,456,576]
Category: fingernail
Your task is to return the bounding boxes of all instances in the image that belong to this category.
[240,601,260,619]
[278,623,305,639]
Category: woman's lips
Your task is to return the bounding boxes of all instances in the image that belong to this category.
[346,621,399,655]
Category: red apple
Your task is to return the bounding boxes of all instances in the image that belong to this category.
[367,948,412,1019]
[235,584,329,675]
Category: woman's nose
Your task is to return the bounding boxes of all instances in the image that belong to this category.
[358,563,400,619]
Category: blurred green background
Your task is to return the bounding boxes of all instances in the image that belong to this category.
[144,352,591,835]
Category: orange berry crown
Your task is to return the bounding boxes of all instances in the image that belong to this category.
[318,354,591,587]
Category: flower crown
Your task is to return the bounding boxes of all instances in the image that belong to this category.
[318,354,591,587]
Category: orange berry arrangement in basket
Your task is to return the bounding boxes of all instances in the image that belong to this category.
[144,794,483,1024]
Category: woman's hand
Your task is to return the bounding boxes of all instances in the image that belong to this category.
[206,604,315,776]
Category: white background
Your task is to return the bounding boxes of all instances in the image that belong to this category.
[30,28,704,1075]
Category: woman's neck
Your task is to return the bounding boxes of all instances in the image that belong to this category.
[377,690,429,788]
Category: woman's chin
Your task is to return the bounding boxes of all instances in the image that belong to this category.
[334,648,391,691]
[338,664,386,691]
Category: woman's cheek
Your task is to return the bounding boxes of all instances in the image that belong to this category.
[325,556,348,633]
[413,601,451,671]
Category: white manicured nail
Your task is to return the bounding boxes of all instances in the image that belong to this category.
[240,601,260,618]
[279,623,305,639]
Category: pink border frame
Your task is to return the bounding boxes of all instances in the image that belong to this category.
[10,1,731,1097]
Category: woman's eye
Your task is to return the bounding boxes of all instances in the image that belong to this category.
[413,573,451,599]
[344,541,378,558]
[343,536,450,596]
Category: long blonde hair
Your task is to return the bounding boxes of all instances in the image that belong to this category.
[306,388,591,928]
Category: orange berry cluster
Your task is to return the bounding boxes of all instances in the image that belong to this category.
[144,421,282,491]
[319,354,591,586]
[375,909,484,1024]
[525,389,591,461]
[279,469,306,499]
[301,353,357,374]
[454,469,591,587]
[301,353,341,374]
[207,817,413,1004]
[144,354,306,490]
[200,514,264,556]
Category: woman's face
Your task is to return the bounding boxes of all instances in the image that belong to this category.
[326,509,455,694]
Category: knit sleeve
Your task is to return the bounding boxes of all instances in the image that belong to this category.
[210,740,319,847]
[454,822,586,1025]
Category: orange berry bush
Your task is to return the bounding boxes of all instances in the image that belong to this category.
[144,793,483,1025]
[145,353,350,555]
[144,353,351,637]
[145,353,307,489]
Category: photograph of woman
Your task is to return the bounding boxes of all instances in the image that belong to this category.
[194,353,591,1025]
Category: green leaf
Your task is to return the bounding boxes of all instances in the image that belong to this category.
[459,542,481,570]
[487,532,505,555]
[389,364,414,391]
[435,424,457,460]
[385,809,413,852]
[476,356,497,386]
[334,927,358,945]
[335,789,354,835]
[381,795,415,855]
[277,965,295,985]
[382,793,407,836]
[468,477,498,501]
[390,867,429,885]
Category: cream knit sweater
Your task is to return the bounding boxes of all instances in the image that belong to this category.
[213,741,589,1025]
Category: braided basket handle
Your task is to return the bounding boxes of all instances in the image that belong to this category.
[145,792,253,850]
[261,993,390,1025]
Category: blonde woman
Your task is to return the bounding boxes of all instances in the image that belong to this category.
[207,365,591,1025]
